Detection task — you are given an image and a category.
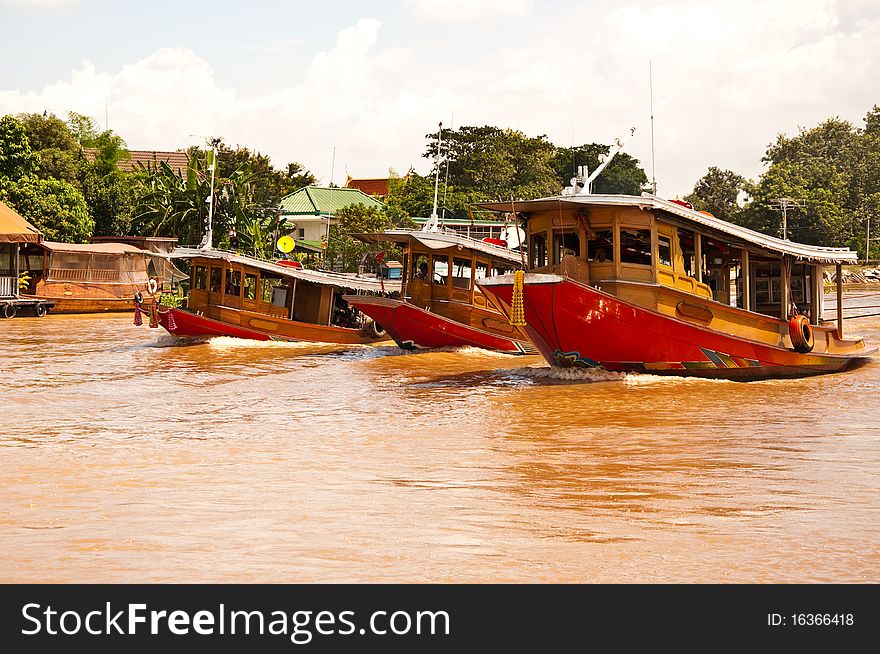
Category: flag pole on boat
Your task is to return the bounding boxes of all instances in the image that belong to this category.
[202,137,220,250]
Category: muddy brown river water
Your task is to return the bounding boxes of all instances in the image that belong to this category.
[2,298,879,582]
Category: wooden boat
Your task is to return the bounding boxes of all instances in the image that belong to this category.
[344,229,535,354]
[476,193,873,380]
[137,248,398,344]
[21,241,163,313]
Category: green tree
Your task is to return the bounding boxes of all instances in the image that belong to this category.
[0,176,93,242]
[187,142,317,211]
[80,167,138,236]
[66,112,129,175]
[551,144,648,195]
[424,125,561,200]
[742,160,850,245]
[235,209,291,260]
[0,115,38,179]
[131,154,212,246]
[684,167,749,224]
[384,170,468,222]
[285,162,317,190]
[740,111,880,253]
[325,203,392,272]
[18,112,81,182]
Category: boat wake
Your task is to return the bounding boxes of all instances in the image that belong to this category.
[514,365,625,383]
[621,373,732,386]
[151,333,210,347]
[434,346,526,358]
[207,336,338,350]
[513,366,734,385]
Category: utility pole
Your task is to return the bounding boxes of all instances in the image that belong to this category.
[770,198,805,240]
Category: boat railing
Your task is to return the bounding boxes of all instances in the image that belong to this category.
[417,227,523,258]
[0,275,16,298]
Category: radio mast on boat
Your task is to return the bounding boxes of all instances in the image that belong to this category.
[649,61,658,196]
[423,122,443,233]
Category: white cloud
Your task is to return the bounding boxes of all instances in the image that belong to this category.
[0,0,78,6]
[0,3,878,197]
[404,0,533,22]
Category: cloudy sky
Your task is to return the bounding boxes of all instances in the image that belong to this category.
[1,0,877,196]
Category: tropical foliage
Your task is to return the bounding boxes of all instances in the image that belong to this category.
[687,106,880,258]
[325,203,394,272]
[0,174,93,242]
[551,144,648,195]
[684,167,750,224]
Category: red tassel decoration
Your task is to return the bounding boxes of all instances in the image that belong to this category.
[133,305,143,326]
[149,303,158,328]
[166,309,177,332]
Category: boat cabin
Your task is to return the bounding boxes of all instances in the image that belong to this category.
[479,194,860,352]
[355,229,523,316]
[178,249,399,330]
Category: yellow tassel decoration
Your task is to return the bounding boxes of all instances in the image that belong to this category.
[509,269,526,326]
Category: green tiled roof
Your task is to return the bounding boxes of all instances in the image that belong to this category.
[279,186,383,215]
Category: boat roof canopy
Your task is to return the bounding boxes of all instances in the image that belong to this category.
[352,229,524,264]
[42,241,145,254]
[0,201,42,244]
[166,247,401,294]
[476,194,859,264]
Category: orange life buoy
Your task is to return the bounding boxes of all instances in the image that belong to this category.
[789,314,814,353]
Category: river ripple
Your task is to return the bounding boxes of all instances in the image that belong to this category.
[1,299,879,582]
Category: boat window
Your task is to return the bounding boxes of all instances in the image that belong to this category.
[0,247,12,275]
[412,254,429,281]
[658,235,672,267]
[554,233,580,264]
[432,255,449,285]
[588,230,614,262]
[678,229,695,277]
[194,265,207,290]
[451,257,472,289]
[475,260,489,280]
[261,275,286,306]
[244,273,257,300]
[492,263,514,276]
[530,232,547,268]
[620,229,652,266]
[225,268,242,296]
[209,267,222,292]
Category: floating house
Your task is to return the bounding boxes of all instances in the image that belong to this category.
[0,201,52,317]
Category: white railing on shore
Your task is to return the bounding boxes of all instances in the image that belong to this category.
[0,276,16,298]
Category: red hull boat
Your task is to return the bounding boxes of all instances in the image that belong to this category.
[344,295,535,354]
[478,273,871,380]
[133,248,396,345]
[475,191,872,381]
[349,228,535,355]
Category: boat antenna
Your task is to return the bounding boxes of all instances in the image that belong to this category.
[326,145,336,263]
[423,122,443,233]
[649,61,657,196]
[201,137,220,250]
